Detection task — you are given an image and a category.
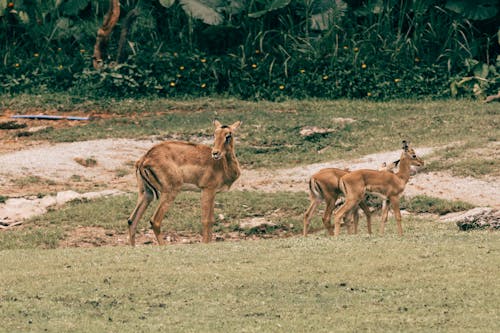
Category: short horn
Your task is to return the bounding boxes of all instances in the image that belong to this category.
[402,140,408,151]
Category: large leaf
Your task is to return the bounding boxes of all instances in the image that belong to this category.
[159,0,176,8]
[473,63,489,79]
[18,10,30,23]
[224,0,247,15]
[179,0,224,25]
[61,0,90,16]
[445,0,498,21]
[353,0,383,16]
[310,0,347,31]
[248,0,291,19]
[53,17,73,40]
[310,0,346,15]
[0,0,7,17]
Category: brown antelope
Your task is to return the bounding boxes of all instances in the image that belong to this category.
[303,168,371,236]
[333,141,424,237]
[303,161,398,237]
[127,120,242,245]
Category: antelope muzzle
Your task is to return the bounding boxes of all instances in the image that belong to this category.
[211,150,222,160]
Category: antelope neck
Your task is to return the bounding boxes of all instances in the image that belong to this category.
[395,155,412,183]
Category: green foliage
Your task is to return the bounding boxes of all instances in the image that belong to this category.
[450,57,500,98]
[446,0,498,20]
[0,0,498,99]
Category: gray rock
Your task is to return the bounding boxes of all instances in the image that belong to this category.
[441,207,500,230]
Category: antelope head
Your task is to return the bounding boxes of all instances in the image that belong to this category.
[211,120,242,160]
[402,140,424,167]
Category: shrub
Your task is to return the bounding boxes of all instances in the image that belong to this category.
[401,195,474,215]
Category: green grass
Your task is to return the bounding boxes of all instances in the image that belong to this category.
[0,226,499,332]
[425,140,499,178]
[401,195,474,215]
[2,95,498,170]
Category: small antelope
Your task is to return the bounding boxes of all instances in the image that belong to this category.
[127,120,242,245]
[303,161,398,237]
[333,141,424,236]
[303,168,371,236]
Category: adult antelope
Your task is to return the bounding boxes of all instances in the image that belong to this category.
[333,141,423,236]
[303,161,398,236]
[127,120,242,245]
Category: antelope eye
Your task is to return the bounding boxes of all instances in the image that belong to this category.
[412,154,417,158]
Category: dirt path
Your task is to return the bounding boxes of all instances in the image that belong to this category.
[0,138,499,225]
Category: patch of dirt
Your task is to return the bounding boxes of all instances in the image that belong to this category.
[1,138,498,207]
[59,226,283,248]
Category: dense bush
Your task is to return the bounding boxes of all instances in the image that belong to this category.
[0,0,498,100]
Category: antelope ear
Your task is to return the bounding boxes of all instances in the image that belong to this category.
[402,140,409,152]
[230,121,242,131]
[213,119,222,128]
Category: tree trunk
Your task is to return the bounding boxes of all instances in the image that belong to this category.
[93,0,121,69]
[116,8,139,64]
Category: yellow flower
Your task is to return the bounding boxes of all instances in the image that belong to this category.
[299,69,305,73]
[394,78,401,83]
[57,48,62,52]
[415,57,420,62]
[173,52,178,57]
[279,85,285,90]
[34,53,39,57]
[322,75,329,80]
[367,92,372,97]
[354,47,359,52]
[170,82,176,87]
[343,46,349,50]
[251,64,257,68]
[176,74,182,78]
[14,63,20,68]
[201,83,207,88]
[58,65,63,70]
[80,49,85,53]
[179,66,185,70]
[255,50,260,54]
[201,58,207,63]
[361,63,367,69]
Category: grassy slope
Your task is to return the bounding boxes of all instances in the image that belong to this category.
[1,224,499,332]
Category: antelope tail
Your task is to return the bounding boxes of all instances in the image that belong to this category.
[137,164,160,200]
[309,177,324,201]
[339,177,347,197]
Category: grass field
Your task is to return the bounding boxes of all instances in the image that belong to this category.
[1,96,499,332]
[1,223,499,332]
